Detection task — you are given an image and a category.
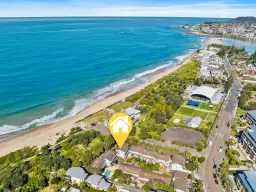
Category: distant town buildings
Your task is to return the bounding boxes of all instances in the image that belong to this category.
[178,22,256,41]
[196,47,227,83]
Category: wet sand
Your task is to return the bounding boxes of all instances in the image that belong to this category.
[0,37,221,157]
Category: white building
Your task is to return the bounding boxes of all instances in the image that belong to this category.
[188,117,202,128]
[65,167,88,184]
[123,107,141,119]
[115,143,129,158]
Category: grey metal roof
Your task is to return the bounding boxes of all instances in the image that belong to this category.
[211,92,223,105]
[66,167,88,181]
[123,107,140,116]
[189,117,202,126]
[85,174,103,186]
[98,178,111,191]
[237,171,256,192]
[247,110,256,121]
[191,86,217,100]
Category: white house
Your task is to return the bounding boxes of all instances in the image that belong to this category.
[110,116,131,133]
[188,117,202,128]
[115,143,129,158]
[66,167,88,184]
[123,107,141,119]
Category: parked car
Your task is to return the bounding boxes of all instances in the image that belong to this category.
[214,179,219,184]
[209,141,213,146]
[213,173,217,178]
[219,146,223,153]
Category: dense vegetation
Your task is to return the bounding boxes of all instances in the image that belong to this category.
[127,60,199,141]
[238,83,256,110]
[0,129,116,191]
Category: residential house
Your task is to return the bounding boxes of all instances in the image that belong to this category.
[92,157,106,170]
[245,110,256,125]
[119,164,171,185]
[128,146,171,168]
[240,126,256,161]
[102,150,116,166]
[119,163,142,177]
[85,174,111,191]
[173,171,189,192]
[116,143,129,158]
[138,170,172,185]
[235,171,256,192]
[65,167,88,184]
[92,150,116,170]
[123,107,141,119]
[188,117,202,128]
[171,155,191,174]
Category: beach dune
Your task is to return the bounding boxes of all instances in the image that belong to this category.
[0,37,222,157]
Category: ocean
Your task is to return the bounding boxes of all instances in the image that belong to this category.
[0,17,228,137]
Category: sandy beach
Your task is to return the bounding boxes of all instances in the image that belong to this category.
[0,37,221,157]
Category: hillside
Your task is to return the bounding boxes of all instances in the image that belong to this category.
[230,16,256,23]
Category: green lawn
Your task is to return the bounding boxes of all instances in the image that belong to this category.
[198,121,211,129]
[199,102,215,111]
[176,106,195,116]
[111,101,133,112]
[80,110,110,125]
[193,110,208,120]
[206,113,217,122]
[176,106,212,120]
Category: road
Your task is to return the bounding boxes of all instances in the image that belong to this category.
[200,56,242,192]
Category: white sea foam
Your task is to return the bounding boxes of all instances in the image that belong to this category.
[175,49,195,62]
[0,52,193,137]
[0,108,64,136]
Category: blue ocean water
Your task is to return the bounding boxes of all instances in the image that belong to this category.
[0,17,227,137]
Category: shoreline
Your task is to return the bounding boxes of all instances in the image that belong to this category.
[0,37,220,157]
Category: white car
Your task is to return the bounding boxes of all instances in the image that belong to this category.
[219,146,223,153]
[209,141,213,146]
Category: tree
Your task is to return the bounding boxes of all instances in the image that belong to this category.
[198,157,205,163]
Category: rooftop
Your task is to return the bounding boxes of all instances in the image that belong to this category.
[242,126,256,148]
[173,171,188,191]
[92,157,106,169]
[120,163,142,175]
[129,146,170,161]
[123,107,141,116]
[237,171,256,192]
[138,170,172,185]
[247,110,256,121]
[66,167,88,181]
[191,86,217,100]
[85,174,103,186]
[172,155,185,166]
[102,150,116,161]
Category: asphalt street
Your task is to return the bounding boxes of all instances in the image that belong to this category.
[200,56,241,192]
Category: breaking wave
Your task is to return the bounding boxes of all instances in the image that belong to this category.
[0,51,195,137]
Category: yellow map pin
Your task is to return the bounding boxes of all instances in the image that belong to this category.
[108,112,133,148]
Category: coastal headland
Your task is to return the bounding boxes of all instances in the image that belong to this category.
[0,37,223,157]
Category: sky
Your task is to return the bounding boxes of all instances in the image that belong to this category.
[0,0,256,18]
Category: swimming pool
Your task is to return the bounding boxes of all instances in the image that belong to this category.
[103,170,111,178]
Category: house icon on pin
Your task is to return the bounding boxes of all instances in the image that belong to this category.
[110,116,131,133]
